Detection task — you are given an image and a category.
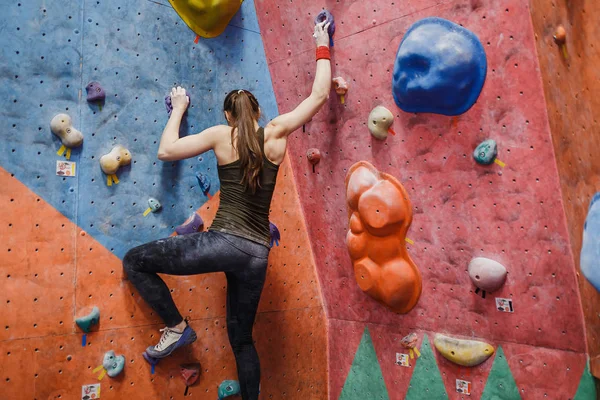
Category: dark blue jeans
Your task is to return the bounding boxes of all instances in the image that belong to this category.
[123,230,269,400]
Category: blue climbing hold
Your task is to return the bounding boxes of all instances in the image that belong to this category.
[581,193,600,292]
[196,172,211,197]
[392,17,487,116]
[102,350,125,378]
[218,380,241,399]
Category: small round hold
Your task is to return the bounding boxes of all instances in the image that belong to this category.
[368,106,395,140]
[80,231,86,237]
[372,19,377,25]
[307,148,321,165]
[332,77,349,96]
[148,198,162,213]
[86,82,106,103]
[554,25,566,45]
[473,139,498,165]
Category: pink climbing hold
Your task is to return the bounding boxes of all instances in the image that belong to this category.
[468,257,507,293]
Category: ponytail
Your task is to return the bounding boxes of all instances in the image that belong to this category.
[223,89,262,193]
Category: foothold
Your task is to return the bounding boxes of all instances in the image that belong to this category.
[314,10,335,46]
[196,172,212,198]
[86,82,106,103]
[168,0,242,38]
[468,257,507,293]
[102,350,125,378]
[400,332,421,359]
[345,161,422,314]
[270,221,280,247]
[175,213,204,235]
[218,380,241,400]
[368,106,396,140]
[100,145,131,186]
[473,139,498,165]
[165,94,191,116]
[180,362,201,395]
[554,25,566,45]
[51,114,84,160]
[332,77,349,104]
[307,148,321,173]
[148,198,162,213]
[392,17,487,116]
[433,334,494,367]
[76,306,100,333]
[581,193,600,292]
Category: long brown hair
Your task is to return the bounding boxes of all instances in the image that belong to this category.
[223,89,262,193]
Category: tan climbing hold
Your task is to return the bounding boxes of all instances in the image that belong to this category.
[50,113,84,148]
[433,334,495,367]
[368,106,395,140]
[100,145,131,186]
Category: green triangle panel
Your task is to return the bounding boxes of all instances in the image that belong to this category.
[573,362,597,400]
[339,327,390,400]
[405,334,448,399]
[481,346,522,399]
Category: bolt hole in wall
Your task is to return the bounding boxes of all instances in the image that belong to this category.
[0,0,332,399]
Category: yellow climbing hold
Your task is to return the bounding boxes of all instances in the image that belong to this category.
[168,0,243,38]
[433,334,494,367]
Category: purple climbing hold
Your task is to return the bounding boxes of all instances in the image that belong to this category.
[175,213,204,235]
[314,10,335,47]
[165,94,191,116]
[86,82,105,102]
[270,222,280,247]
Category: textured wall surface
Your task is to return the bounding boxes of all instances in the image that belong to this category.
[0,0,327,398]
[528,0,600,378]
[254,0,594,398]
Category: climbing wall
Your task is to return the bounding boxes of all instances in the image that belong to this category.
[0,0,327,399]
[528,0,600,379]
[254,0,596,398]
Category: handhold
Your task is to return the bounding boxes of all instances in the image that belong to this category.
[400,333,418,349]
[51,114,84,156]
[102,350,125,378]
[554,25,566,45]
[165,94,191,116]
[392,17,487,116]
[468,257,507,293]
[175,213,204,235]
[269,221,280,247]
[473,139,498,165]
[148,198,162,213]
[332,77,348,104]
[75,306,100,333]
[168,0,242,38]
[218,380,241,400]
[433,334,494,367]
[307,148,321,173]
[86,82,106,103]
[196,172,211,197]
[368,106,395,140]
[100,145,131,185]
[345,161,422,313]
[581,193,600,292]
[180,362,201,390]
[314,10,335,46]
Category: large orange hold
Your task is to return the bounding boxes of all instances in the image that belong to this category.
[345,161,422,313]
[168,0,243,38]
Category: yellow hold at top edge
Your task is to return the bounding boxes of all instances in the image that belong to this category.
[168,0,243,39]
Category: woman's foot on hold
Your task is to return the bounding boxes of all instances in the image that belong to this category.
[145,322,197,359]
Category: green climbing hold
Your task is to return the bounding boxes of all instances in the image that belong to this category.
[405,334,448,399]
[218,380,240,399]
[481,346,521,399]
[339,327,389,400]
[574,361,597,400]
[75,306,100,333]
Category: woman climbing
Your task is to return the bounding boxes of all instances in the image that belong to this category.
[122,21,331,400]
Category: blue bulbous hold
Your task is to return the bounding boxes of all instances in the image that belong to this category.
[392,17,487,116]
[581,193,600,292]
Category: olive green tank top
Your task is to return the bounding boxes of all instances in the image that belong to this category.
[209,127,279,248]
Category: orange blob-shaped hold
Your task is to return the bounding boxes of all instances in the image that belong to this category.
[554,25,566,45]
[345,161,422,313]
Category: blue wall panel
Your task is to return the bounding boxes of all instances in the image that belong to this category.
[0,0,278,258]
